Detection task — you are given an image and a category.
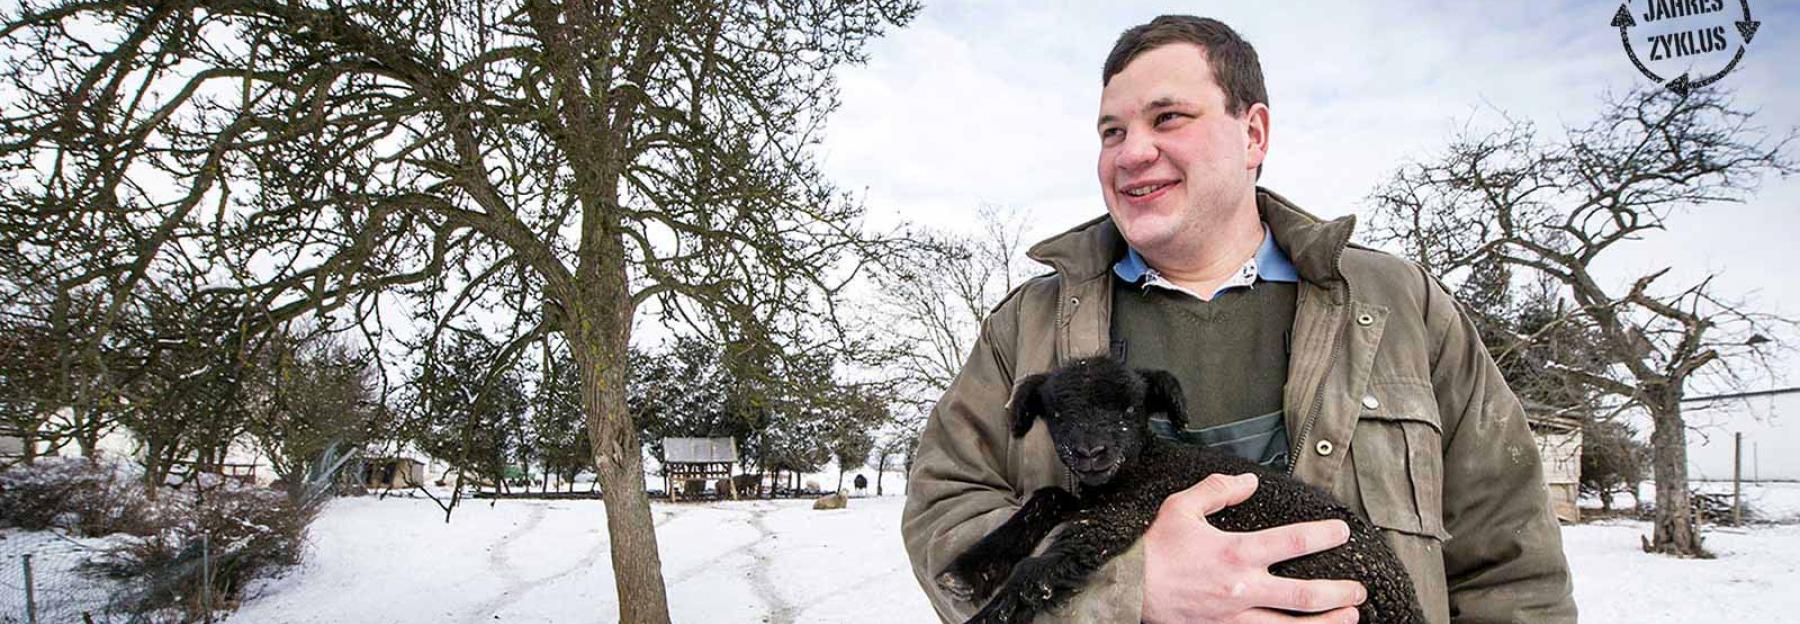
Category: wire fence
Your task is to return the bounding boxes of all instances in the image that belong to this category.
[1,533,115,624]
[0,532,217,624]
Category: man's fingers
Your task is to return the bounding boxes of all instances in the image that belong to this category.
[1233,606,1361,624]
[1162,472,1259,519]
[1246,576,1366,614]
[1237,519,1351,565]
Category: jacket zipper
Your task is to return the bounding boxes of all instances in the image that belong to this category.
[1288,280,1352,476]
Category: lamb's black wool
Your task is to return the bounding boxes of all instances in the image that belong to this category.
[935,356,1426,624]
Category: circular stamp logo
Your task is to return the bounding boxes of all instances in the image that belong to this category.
[1611,0,1760,95]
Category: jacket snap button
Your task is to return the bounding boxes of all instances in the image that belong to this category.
[1069,297,1080,307]
[1361,395,1380,410]
[1315,440,1334,456]
[1356,313,1374,326]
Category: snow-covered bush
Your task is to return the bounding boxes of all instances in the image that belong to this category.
[1,456,336,621]
[88,478,320,619]
[0,457,160,535]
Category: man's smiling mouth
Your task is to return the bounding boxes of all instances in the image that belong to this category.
[1121,180,1177,197]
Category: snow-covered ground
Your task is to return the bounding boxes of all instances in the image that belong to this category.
[224,493,936,624]
[7,481,1796,623]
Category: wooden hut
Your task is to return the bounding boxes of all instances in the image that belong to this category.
[1525,407,1583,523]
[359,456,428,490]
[662,437,739,502]
[0,430,24,463]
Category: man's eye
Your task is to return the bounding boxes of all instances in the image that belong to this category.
[1155,112,1184,126]
[1100,127,1123,141]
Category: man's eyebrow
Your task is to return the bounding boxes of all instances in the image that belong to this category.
[1097,97,1197,128]
[1145,96,1193,110]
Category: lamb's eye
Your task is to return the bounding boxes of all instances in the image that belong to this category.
[1124,407,1134,414]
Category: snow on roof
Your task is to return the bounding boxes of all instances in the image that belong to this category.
[662,437,738,463]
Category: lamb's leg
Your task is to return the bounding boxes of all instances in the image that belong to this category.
[936,487,1078,602]
[964,514,1135,624]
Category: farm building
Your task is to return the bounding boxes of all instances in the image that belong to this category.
[358,456,428,490]
[0,431,23,462]
[1525,407,1583,523]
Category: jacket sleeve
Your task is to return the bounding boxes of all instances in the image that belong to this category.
[900,297,1147,623]
[902,305,1027,622]
[1422,273,1578,623]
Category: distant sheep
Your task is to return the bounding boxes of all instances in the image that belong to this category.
[935,356,1425,624]
[813,491,848,510]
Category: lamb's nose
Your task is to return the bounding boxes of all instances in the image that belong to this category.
[1072,444,1107,460]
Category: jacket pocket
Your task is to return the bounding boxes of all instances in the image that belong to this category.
[1350,381,1450,540]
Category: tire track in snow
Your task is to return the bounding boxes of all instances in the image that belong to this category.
[662,504,761,587]
[466,503,691,622]
[745,502,904,622]
[744,504,798,624]
[464,503,563,623]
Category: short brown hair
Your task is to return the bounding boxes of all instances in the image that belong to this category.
[1102,15,1268,118]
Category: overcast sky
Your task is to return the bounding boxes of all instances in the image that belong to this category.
[814,1,1800,476]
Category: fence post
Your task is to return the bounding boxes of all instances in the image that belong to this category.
[201,533,213,624]
[22,553,36,624]
[1733,432,1743,527]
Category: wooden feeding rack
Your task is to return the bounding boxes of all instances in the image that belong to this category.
[661,437,739,502]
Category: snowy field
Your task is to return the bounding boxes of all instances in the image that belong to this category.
[225,493,937,624]
[7,482,1796,623]
[209,482,1800,623]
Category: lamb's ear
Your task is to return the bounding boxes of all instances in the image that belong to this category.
[1008,374,1050,438]
[1138,369,1188,430]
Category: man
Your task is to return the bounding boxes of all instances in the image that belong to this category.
[901,15,1575,624]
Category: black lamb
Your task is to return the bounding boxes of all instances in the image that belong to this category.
[934,356,1425,624]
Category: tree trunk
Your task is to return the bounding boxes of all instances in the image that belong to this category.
[74,405,99,459]
[1646,392,1704,556]
[875,453,887,497]
[570,298,670,624]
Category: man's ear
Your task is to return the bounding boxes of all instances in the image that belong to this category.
[1008,374,1049,438]
[1138,369,1188,431]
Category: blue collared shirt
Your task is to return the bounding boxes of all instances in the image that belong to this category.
[1112,224,1299,298]
[1110,223,1300,468]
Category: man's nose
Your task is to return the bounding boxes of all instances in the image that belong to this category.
[1115,131,1158,171]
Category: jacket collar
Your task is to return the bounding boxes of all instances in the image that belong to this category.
[1026,187,1357,287]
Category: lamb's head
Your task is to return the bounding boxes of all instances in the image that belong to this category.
[1008,356,1187,487]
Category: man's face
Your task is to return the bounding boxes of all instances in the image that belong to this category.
[1096,44,1267,255]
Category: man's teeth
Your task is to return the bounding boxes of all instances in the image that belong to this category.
[1125,182,1170,197]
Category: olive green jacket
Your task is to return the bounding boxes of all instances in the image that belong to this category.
[901,189,1576,623]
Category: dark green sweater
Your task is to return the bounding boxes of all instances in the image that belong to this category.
[1109,275,1297,469]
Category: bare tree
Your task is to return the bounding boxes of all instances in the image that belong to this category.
[873,204,1033,474]
[1,1,918,619]
[1366,88,1797,556]
[246,327,387,502]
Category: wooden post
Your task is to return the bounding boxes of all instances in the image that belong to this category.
[727,464,739,501]
[1732,432,1743,527]
[22,554,36,624]
[202,533,213,624]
